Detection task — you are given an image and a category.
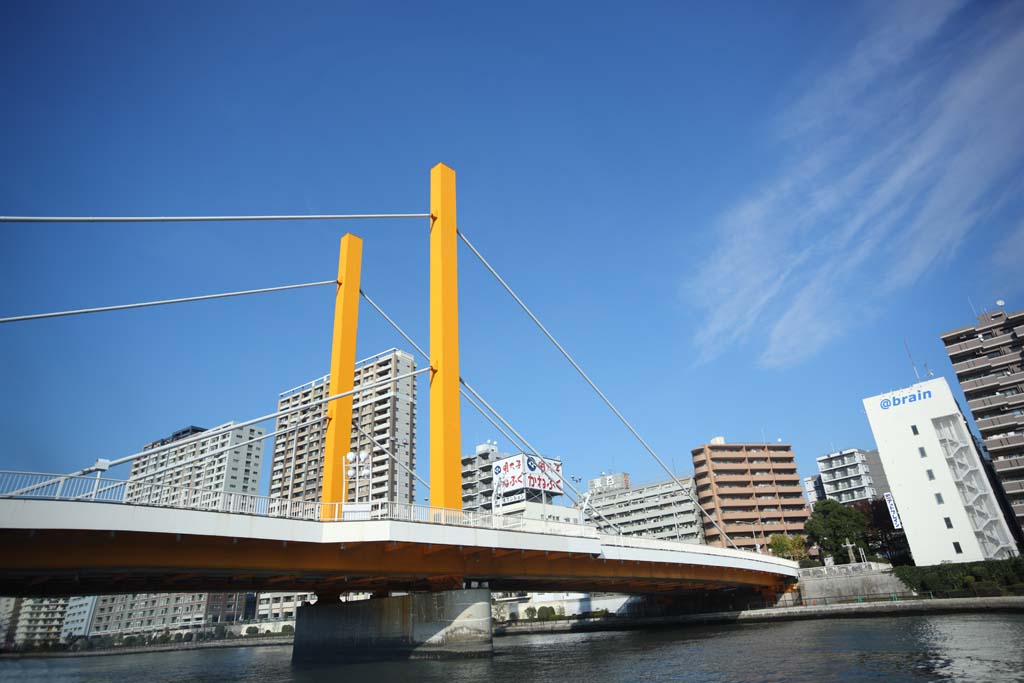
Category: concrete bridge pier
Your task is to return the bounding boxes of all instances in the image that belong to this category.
[292,588,493,663]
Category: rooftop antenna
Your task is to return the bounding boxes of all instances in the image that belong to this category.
[904,339,921,382]
[968,296,978,317]
[996,299,1006,308]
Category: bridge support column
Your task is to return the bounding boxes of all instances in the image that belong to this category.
[292,588,492,663]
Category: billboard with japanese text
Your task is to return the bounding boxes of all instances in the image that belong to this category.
[492,454,563,495]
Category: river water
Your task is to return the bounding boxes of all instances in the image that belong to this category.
[2,614,1023,682]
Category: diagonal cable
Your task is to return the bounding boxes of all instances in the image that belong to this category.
[457,229,735,549]
[359,289,625,533]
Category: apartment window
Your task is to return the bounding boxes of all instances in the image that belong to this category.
[935,493,944,504]
[919,447,927,458]
[953,542,963,554]
[911,425,919,435]
[944,517,953,529]
[926,469,935,481]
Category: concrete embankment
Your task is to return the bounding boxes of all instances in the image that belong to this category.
[0,635,294,659]
[494,596,1024,636]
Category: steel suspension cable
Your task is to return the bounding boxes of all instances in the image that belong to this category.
[6,367,433,499]
[0,280,336,324]
[457,229,736,549]
[98,368,431,474]
[358,288,626,533]
[358,290,529,454]
[0,213,431,223]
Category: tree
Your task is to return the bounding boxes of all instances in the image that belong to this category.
[246,626,259,636]
[852,499,912,565]
[524,606,537,621]
[804,499,868,563]
[768,534,809,561]
[213,624,227,640]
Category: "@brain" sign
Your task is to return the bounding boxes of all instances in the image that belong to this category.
[493,454,563,494]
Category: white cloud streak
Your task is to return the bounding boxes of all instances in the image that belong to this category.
[688,1,1024,367]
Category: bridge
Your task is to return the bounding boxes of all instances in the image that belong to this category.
[0,164,798,659]
[0,473,796,598]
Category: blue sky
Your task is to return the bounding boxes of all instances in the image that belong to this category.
[1,1,1022,503]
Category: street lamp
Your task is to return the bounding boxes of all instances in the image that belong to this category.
[346,451,370,502]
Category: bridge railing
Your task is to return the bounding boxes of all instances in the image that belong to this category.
[0,471,598,539]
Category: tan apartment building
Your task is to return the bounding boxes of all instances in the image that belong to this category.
[691,437,809,551]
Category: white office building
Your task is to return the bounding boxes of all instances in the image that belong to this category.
[60,596,97,642]
[863,377,1017,565]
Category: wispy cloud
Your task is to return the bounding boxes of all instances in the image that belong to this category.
[687,1,1024,367]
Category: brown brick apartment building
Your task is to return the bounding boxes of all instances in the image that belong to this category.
[692,438,810,550]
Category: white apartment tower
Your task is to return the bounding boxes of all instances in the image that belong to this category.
[89,424,263,638]
[12,598,68,647]
[268,349,416,504]
[258,349,416,621]
[863,377,1017,565]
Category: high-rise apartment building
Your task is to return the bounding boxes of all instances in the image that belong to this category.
[941,306,1024,535]
[12,598,67,647]
[580,474,705,543]
[88,424,263,638]
[815,448,890,506]
[268,349,416,504]
[127,422,265,502]
[691,437,809,551]
[863,377,1017,565]
[259,349,416,621]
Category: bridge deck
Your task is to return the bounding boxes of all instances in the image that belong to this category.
[0,499,796,597]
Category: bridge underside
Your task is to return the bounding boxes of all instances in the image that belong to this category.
[0,528,788,598]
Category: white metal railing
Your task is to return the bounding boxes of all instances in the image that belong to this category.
[0,471,598,539]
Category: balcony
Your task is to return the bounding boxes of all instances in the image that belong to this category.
[961,373,1004,394]
[954,355,995,375]
[945,337,983,357]
[969,393,1024,413]
[994,456,1024,474]
[985,434,1024,454]
[977,413,1024,434]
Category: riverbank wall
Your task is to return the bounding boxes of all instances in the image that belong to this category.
[0,635,294,659]
[494,595,1024,636]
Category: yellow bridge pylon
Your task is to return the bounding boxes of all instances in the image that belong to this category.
[323,163,463,514]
